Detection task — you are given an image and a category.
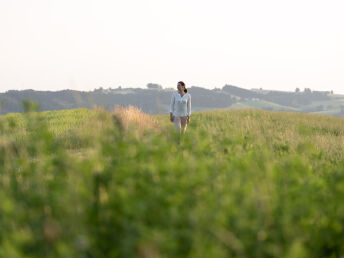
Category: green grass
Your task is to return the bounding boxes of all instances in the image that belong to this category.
[1,107,344,258]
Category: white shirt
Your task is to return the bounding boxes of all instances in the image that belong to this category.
[170,91,191,117]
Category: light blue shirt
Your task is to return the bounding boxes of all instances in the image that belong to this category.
[170,92,191,117]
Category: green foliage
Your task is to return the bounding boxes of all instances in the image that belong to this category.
[22,99,40,113]
[0,108,344,257]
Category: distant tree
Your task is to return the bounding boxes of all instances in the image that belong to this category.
[93,87,104,92]
[295,88,300,93]
[330,90,333,94]
[146,83,162,90]
[304,88,312,93]
[118,86,122,90]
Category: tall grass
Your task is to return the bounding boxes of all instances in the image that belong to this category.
[0,106,344,257]
[112,104,161,133]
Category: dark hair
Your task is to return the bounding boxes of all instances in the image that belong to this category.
[178,81,187,93]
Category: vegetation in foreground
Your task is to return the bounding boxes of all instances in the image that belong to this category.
[0,104,344,258]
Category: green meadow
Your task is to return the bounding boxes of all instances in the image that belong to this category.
[1,104,344,258]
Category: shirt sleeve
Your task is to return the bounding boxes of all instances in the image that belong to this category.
[187,94,191,116]
[169,93,175,113]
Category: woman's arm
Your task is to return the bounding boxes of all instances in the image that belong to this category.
[186,95,191,124]
[170,93,175,113]
[169,93,175,122]
[187,94,191,116]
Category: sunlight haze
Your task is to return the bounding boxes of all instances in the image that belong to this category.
[0,0,343,93]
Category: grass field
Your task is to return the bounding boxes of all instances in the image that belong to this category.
[1,105,344,258]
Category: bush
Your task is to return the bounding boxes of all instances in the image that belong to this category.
[0,108,344,257]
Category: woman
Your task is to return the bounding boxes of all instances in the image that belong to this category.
[169,81,191,134]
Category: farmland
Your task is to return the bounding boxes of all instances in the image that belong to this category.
[0,106,344,257]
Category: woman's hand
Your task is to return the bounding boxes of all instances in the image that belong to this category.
[186,115,190,124]
[170,114,174,122]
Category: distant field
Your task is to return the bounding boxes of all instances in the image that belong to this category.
[229,97,344,117]
[1,107,344,257]
[229,100,299,112]
[301,99,344,115]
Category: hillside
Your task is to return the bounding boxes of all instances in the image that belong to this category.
[1,85,344,117]
[1,107,344,257]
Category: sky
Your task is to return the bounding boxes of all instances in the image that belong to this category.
[0,0,343,93]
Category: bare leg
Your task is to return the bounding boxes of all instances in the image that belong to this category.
[174,116,181,134]
[180,116,188,134]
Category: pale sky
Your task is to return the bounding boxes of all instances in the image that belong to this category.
[0,0,343,93]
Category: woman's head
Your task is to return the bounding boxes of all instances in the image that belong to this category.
[177,81,187,93]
